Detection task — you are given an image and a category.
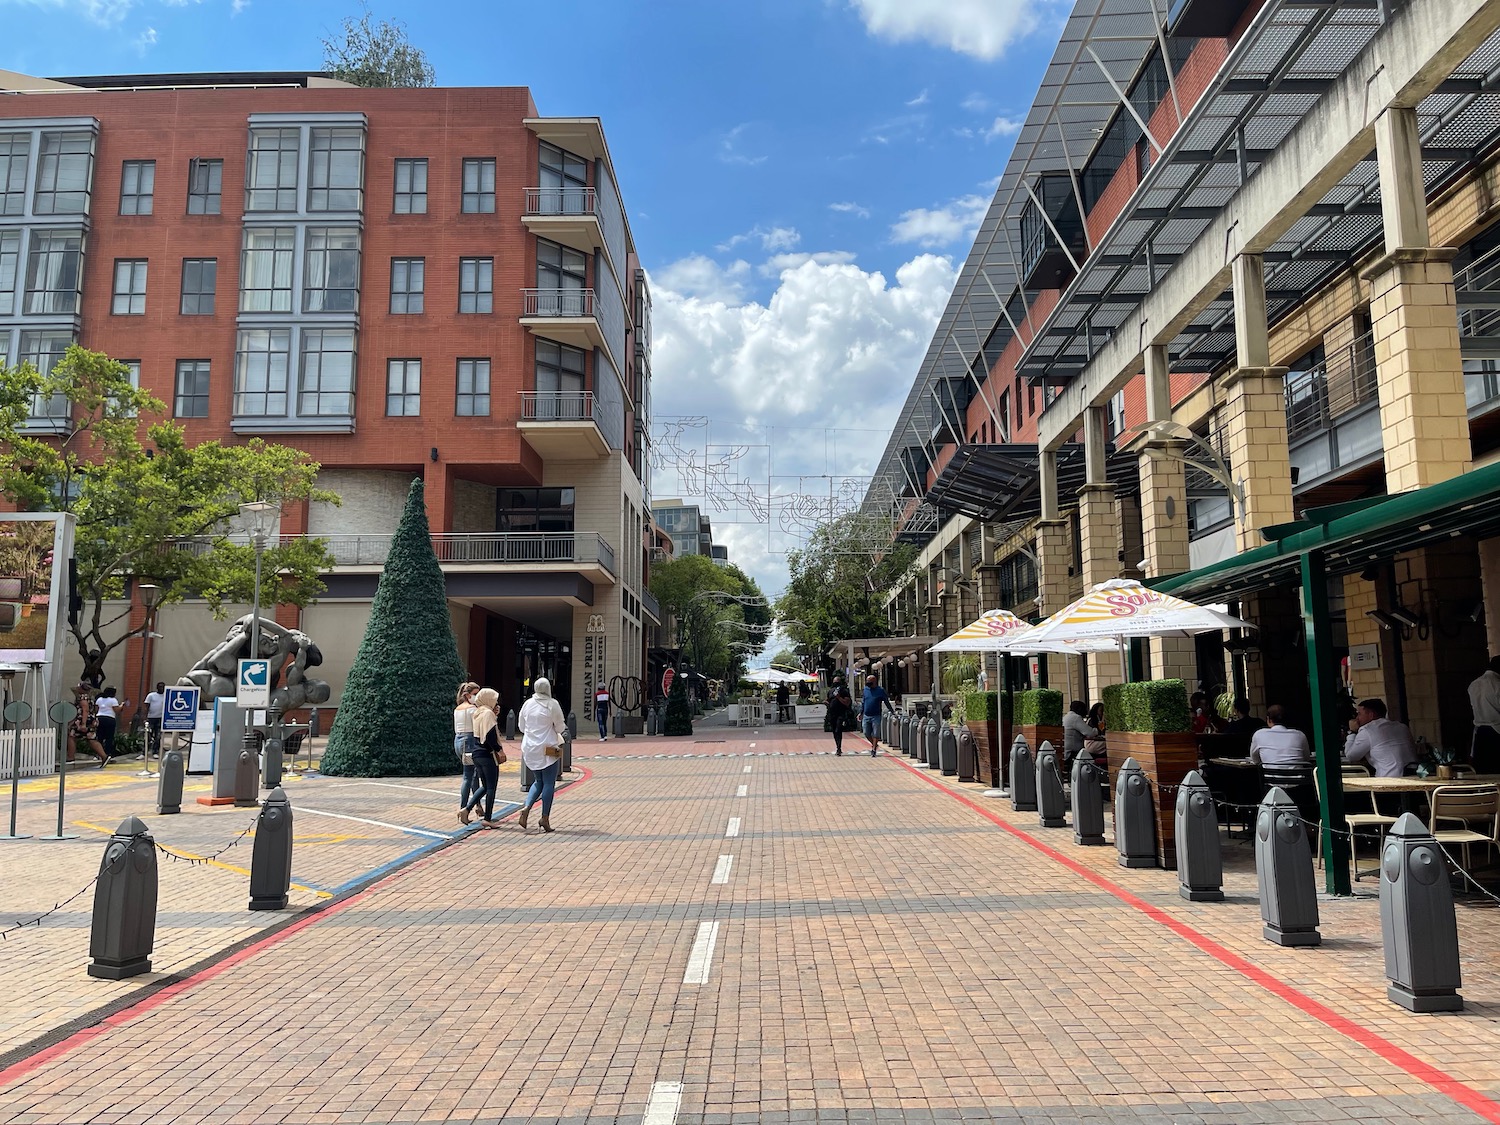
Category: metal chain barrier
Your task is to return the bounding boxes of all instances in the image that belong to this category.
[152,810,261,867]
[0,873,101,941]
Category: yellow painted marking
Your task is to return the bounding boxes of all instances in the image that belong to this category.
[72,821,332,899]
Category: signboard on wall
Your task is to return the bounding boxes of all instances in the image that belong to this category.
[0,513,75,715]
[583,634,607,716]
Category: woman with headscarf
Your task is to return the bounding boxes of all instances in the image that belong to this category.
[468,687,508,828]
[518,677,567,833]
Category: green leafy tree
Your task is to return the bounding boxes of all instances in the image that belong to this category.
[320,479,464,775]
[662,673,693,736]
[775,511,916,668]
[322,5,436,87]
[649,554,767,682]
[0,347,336,684]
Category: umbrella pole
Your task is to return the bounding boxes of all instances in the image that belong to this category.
[1118,635,1129,684]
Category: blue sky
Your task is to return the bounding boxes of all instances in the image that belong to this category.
[2,0,1067,596]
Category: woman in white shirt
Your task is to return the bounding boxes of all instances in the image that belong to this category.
[94,687,124,760]
[453,682,481,825]
[518,677,567,833]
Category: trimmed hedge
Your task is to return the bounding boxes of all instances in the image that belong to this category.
[966,691,1009,724]
[1101,678,1191,734]
[1014,688,1062,727]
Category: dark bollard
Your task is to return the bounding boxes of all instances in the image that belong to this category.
[1114,757,1157,868]
[1035,741,1067,828]
[912,718,926,764]
[505,709,518,740]
[248,786,293,911]
[612,711,624,738]
[88,815,158,979]
[899,714,911,755]
[562,731,574,773]
[233,747,258,808]
[1010,735,1037,812]
[956,726,977,782]
[1071,752,1107,845]
[261,734,284,790]
[567,710,578,740]
[1381,812,1462,1011]
[1175,770,1224,901]
[939,725,958,776]
[1255,786,1320,946]
[521,760,534,793]
[156,749,185,815]
[646,705,659,736]
[926,719,940,769]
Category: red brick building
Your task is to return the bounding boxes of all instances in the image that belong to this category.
[0,70,656,724]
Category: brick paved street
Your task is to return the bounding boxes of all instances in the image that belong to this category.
[1,715,1498,1124]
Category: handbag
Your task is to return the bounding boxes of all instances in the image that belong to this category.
[461,750,474,766]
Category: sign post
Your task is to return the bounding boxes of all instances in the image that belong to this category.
[236,660,270,709]
[162,686,200,733]
[39,700,79,841]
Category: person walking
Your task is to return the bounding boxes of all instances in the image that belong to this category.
[860,675,895,756]
[94,687,125,760]
[518,677,567,832]
[453,681,481,825]
[142,682,167,759]
[469,688,508,828]
[595,680,611,741]
[826,679,853,756]
[71,683,107,767]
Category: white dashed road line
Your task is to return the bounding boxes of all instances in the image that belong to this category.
[736,784,748,797]
[711,855,734,884]
[643,1081,683,1125]
[725,817,741,837]
[683,921,720,984]
[743,765,752,774]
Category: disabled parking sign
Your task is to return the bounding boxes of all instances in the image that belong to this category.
[161,685,200,732]
[237,658,270,709]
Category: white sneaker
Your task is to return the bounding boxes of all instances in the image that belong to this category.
[600,736,609,741]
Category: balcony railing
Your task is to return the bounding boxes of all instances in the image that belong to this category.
[167,532,616,573]
[1284,338,1378,442]
[520,390,595,423]
[523,186,597,216]
[641,588,661,622]
[521,287,595,319]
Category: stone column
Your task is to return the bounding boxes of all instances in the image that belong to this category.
[1136,344,1195,682]
[1363,112,1470,492]
[1078,407,1122,691]
[1224,253,1295,551]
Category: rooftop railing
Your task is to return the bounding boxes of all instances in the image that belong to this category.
[168,531,616,574]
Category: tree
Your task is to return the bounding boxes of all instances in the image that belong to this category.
[649,554,769,682]
[322,5,435,88]
[320,479,464,776]
[774,511,917,669]
[769,648,801,671]
[0,347,337,684]
[662,672,693,736]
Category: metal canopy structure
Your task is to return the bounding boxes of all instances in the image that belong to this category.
[926,443,1140,524]
[1020,1,1500,387]
[863,0,1165,522]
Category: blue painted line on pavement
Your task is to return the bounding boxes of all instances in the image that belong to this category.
[322,800,522,898]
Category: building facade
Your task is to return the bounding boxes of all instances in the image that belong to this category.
[0,70,656,723]
[651,500,716,559]
[872,0,1500,758]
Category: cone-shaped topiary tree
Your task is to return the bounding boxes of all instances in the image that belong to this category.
[662,674,693,736]
[320,478,465,776]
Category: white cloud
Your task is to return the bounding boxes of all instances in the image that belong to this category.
[829,201,871,219]
[986,115,1024,140]
[864,112,926,146]
[719,123,768,167]
[889,193,991,248]
[760,250,857,276]
[716,225,801,254]
[906,88,930,107]
[231,0,247,11]
[850,0,1049,61]
[649,252,958,596]
[961,92,990,113]
[132,24,156,50]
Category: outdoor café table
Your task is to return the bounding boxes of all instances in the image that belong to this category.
[1341,774,1500,793]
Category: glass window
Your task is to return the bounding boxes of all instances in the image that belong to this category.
[497,487,575,534]
[33,131,93,215]
[299,328,356,416]
[393,158,427,214]
[0,230,19,315]
[19,331,73,418]
[180,258,217,315]
[246,128,299,212]
[233,329,290,416]
[0,133,29,216]
[119,160,154,215]
[535,338,586,418]
[24,230,84,314]
[386,358,420,416]
[538,142,589,214]
[461,157,495,213]
[536,238,588,314]
[187,158,222,215]
[117,359,141,416]
[456,358,490,416]
[458,257,492,313]
[390,257,424,314]
[112,259,148,315]
[174,359,211,418]
[239,227,294,312]
[308,127,364,212]
[303,227,360,312]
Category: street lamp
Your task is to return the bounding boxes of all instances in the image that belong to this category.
[238,501,279,662]
[133,582,160,776]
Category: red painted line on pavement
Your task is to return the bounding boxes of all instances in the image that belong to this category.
[0,766,595,1093]
[886,754,1500,1123]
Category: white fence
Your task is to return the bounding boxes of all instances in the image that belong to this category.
[0,729,59,780]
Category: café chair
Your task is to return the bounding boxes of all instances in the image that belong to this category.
[1428,784,1500,879]
[1338,767,1399,882]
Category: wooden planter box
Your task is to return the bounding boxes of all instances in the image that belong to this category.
[1106,730,1199,870]
[1017,724,1064,757]
[969,713,1011,788]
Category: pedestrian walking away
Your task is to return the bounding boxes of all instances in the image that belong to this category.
[595,679,611,741]
[94,686,126,760]
[453,681,482,825]
[468,687,508,828]
[518,677,567,832]
[826,678,853,756]
[142,681,167,758]
[861,675,895,756]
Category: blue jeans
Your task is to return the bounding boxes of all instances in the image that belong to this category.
[861,715,880,741]
[456,735,485,809]
[596,705,609,739]
[524,760,560,815]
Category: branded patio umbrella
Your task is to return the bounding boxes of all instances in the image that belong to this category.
[929,609,1030,652]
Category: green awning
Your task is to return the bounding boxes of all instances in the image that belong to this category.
[1152,460,1500,600]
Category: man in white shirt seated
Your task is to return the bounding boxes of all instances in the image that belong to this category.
[1467,654,1500,774]
[1343,697,1418,778]
[1248,705,1310,766]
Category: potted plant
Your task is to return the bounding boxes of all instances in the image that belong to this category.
[1099,679,1194,868]
[1415,742,1462,781]
[1014,688,1063,754]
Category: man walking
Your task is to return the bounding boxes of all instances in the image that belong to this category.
[595,680,611,741]
[142,681,166,759]
[860,675,895,757]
